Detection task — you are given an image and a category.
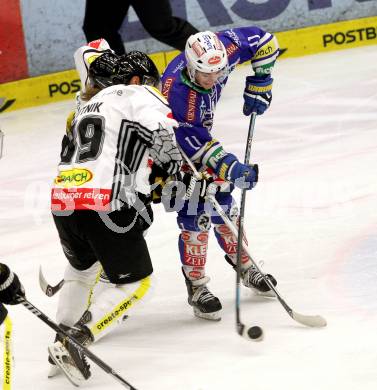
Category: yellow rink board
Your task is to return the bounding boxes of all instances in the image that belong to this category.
[1,16,377,113]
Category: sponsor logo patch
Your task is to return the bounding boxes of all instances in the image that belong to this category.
[192,41,205,57]
[197,232,209,243]
[226,43,238,58]
[55,168,93,187]
[186,89,197,122]
[183,243,207,266]
[162,77,174,100]
[189,270,203,279]
[208,55,221,65]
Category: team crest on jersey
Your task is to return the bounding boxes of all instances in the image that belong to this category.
[55,168,93,187]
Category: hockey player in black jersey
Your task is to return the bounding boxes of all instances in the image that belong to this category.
[48,43,182,385]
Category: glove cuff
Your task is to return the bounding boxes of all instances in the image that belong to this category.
[0,263,11,285]
[0,303,8,325]
[245,77,273,94]
[214,153,237,181]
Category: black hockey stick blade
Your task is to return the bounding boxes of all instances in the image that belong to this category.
[39,266,64,297]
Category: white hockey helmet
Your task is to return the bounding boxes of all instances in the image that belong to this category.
[185,31,228,83]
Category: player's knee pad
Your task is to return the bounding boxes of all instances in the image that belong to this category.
[83,275,153,342]
[56,262,101,326]
[179,230,209,281]
[63,262,101,284]
[177,210,211,232]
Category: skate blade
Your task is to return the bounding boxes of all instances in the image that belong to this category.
[252,289,276,298]
[193,307,221,321]
[47,364,62,378]
[48,343,85,387]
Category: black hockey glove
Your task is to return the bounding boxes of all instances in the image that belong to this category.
[0,263,25,305]
[149,163,180,204]
[0,303,8,326]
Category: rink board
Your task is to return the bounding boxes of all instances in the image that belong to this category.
[1,15,376,114]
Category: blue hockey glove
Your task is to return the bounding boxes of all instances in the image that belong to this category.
[214,153,258,190]
[243,75,273,116]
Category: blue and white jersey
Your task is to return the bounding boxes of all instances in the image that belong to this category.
[161,26,279,169]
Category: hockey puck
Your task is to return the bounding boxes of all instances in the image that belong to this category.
[247,326,263,341]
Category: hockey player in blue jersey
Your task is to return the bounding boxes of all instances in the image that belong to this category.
[161,27,279,321]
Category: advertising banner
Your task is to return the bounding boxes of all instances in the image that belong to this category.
[1,16,377,114]
[18,0,377,78]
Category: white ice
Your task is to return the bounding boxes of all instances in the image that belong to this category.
[0,45,377,390]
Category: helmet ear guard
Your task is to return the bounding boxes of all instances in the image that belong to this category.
[185,31,228,83]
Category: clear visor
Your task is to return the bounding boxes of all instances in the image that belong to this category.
[194,66,228,88]
[196,67,227,80]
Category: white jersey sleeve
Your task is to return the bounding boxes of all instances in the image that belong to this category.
[130,86,182,175]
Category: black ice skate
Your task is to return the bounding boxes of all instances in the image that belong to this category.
[48,322,93,386]
[225,255,277,297]
[242,265,277,297]
[47,323,70,379]
[184,273,222,321]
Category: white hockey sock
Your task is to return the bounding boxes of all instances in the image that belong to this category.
[56,262,101,327]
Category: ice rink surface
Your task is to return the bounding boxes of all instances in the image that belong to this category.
[1,45,377,390]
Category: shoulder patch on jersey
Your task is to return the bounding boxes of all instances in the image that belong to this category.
[186,89,197,122]
[226,43,239,58]
[162,77,175,100]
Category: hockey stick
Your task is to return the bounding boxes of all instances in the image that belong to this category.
[177,147,202,201]
[16,295,138,389]
[39,266,64,297]
[178,145,263,339]
[234,112,263,341]
[206,184,327,328]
